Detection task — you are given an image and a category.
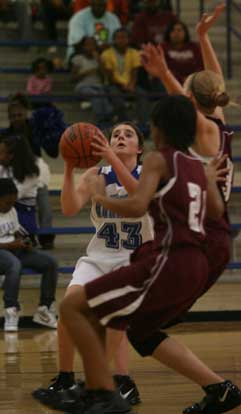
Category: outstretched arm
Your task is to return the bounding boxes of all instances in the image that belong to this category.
[196,3,226,122]
[141,43,184,95]
[61,163,101,216]
[93,152,166,217]
[141,43,220,156]
[196,3,225,80]
[91,133,140,194]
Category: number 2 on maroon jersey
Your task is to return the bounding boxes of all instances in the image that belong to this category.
[188,182,206,234]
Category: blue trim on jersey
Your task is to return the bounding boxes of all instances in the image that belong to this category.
[100,165,141,186]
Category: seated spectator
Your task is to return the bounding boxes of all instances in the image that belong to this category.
[67,0,121,60]
[41,0,73,53]
[101,27,149,128]
[27,58,53,108]
[162,20,204,84]
[73,0,129,25]
[71,36,113,129]
[130,0,177,48]
[0,133,40,245]
[6,93,66,249]
[0,0,32,41]
[0,178,58,331]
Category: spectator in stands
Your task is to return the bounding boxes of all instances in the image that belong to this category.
[0,133,40,246]
[0,178,58,332]
[41,0,73,53]
[0,0,32,41]
[162,20,204,84]
[130,0,177,48]
[5,94,65,249]
[67,0,121,60]
[101,27,149,128]
[71,36,113,128]
[73,0,129,25]
[27,58,53,108]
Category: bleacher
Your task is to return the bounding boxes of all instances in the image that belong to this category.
[0,1,241,324]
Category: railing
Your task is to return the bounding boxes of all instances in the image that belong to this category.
[226,0,241,78]
[175,0,207,20]
[174,1,240,80]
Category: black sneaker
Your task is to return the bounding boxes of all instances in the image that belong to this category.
[67,389,133,414]
[183,380,241,414]
[114,375,141,405]
[32,371,76,405]
[50,380,85,411]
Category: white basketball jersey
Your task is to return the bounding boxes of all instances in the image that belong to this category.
[87,165,154,261]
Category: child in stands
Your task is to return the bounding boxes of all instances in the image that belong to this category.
[0,178,58,331]
[27,58,53,107]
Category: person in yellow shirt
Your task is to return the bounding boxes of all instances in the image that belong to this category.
[101,28,149,128]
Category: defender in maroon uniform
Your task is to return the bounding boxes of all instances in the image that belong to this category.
[59,95,227,414]
[138,5,241,414]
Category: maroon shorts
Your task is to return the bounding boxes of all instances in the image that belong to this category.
[203,228,231,293]
[85,241,208,340]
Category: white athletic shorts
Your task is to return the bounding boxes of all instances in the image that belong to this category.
[68,255,130,287]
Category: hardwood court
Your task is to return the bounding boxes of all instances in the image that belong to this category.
[0,322,241,414]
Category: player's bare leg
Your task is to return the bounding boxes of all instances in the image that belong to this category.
[153,336,223,386]
[153,336,241,414]
[60,285,112,390]
[60,285,132,413]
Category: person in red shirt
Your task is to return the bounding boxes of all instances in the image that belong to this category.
[162,20,204,84]
[130,0,177,48]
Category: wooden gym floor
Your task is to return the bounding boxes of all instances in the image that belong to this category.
[0,322,241,414]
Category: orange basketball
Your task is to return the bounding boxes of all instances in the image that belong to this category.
[59,122,102,168]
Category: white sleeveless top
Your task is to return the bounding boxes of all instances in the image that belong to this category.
[86,165,154,263]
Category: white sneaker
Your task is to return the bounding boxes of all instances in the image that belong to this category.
[4,307,19,332]
[49,301,57,317]
[33,305,57,329]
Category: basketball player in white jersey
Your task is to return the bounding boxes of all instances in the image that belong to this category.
[32,121,153,410]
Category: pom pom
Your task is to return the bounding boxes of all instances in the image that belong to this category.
[29,105,67,158]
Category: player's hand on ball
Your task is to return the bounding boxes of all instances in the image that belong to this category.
[91,132,114,162]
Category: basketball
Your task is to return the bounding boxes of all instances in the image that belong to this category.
[59,122,102,168]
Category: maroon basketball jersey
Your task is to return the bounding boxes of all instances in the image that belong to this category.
[148,146,207,248]
[190,116,234,233]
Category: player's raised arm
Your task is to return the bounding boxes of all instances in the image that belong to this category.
[91,132,139,194]
[196,3,225,79]
[91,123,145,195]
[141,43,221,157]
[92,151,166,217]
[141,43,184,95]
[61,164,101,216]
[196,3,226,122]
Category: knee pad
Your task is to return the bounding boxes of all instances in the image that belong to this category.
[127,330,169,357]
